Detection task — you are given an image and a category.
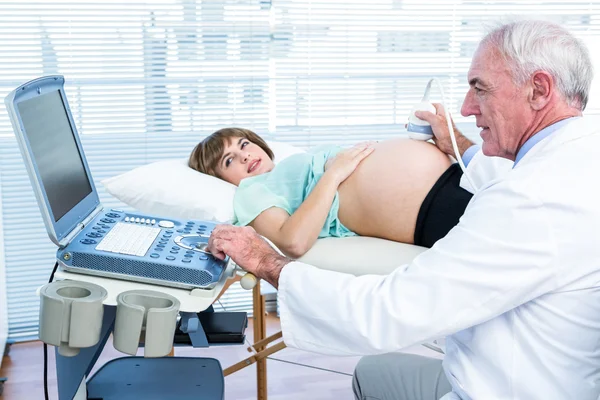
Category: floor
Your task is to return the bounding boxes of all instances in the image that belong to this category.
[0,314,442,399]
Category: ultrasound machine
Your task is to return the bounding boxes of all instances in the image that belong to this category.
[5,76,247,400]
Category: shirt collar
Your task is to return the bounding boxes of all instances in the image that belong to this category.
[514,117,579,166]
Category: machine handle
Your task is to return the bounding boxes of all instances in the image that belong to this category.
[239,272,258,290]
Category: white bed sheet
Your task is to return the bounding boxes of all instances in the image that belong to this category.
[297,236,427,276]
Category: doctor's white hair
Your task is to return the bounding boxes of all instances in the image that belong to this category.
[481,19,594,111]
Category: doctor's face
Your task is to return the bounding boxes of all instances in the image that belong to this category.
[216,136,275,186]
[460,44,533,160]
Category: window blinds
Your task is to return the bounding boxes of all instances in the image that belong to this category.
[0,0,599,341]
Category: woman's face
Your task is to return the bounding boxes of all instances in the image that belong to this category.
[216,137,275,185]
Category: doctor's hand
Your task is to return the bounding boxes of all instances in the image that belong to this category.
[207,225,292,289]
[414,103,473,158]
[324,142,375,185]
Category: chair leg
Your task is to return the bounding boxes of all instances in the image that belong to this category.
[223,331,285,377]
[253,281,268,400]
[223,281,283,400]
[223,341,286,377]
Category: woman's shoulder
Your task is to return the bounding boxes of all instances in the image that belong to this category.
[238,152,312,189]
[271,151,315,176]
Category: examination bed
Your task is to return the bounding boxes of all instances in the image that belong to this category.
[227,236,431,400]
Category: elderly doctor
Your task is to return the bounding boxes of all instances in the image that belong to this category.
[207,20,600,400]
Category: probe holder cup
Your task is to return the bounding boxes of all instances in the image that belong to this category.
[39,280,108,357]
[113,290,180,358]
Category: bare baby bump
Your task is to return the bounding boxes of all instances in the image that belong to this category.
[337,138,452,244]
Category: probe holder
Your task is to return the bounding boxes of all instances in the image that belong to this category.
[39,280,107,356]
[113,289,180,357]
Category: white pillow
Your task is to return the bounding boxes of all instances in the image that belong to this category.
[101,141,305,222]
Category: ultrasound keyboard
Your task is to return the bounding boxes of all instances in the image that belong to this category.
[96,222,161,257]
[57,209,227,290]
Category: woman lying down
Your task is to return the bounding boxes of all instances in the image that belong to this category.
[188,127,474,259]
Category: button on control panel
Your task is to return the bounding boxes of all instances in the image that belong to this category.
[158,220,175,229]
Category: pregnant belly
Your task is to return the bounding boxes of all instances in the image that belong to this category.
[337,138,452,244]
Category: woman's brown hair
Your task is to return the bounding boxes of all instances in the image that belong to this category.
[188,127,274,178]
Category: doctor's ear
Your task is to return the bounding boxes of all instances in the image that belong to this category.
[528,71,554,111]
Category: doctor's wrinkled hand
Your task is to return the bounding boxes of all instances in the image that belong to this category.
[207,224,292,289]
[414,103,473,158]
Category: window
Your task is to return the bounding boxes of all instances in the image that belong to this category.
[0,0,598,340]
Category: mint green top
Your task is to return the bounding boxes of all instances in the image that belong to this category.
[232,145,357,238]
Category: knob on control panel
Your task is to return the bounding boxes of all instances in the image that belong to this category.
[158,220,175,229]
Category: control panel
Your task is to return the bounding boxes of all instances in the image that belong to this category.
[57,209,227,290]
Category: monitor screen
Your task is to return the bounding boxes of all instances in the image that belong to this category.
[17,90,92,221]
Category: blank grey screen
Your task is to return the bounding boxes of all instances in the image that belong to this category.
[18,91,92,221]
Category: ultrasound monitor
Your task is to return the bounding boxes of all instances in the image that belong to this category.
[5,76,100,246]
[18,90,92,220]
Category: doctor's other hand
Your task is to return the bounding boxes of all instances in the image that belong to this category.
[324,141,375,185]
[207,225,291,289]
[414,103,473,158]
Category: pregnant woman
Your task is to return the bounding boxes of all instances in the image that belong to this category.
[189,127,472,258]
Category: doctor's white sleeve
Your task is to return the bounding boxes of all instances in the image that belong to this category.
[277,176,558,356]
[459,149,514,193]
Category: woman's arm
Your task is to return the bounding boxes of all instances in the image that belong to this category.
[250,143,375,258]
[250,172,340,258]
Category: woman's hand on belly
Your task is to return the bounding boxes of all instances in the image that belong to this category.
[324,142,376,184]
[337,139,452,243]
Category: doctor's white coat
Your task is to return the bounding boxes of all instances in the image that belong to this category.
[278,117,600,400]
